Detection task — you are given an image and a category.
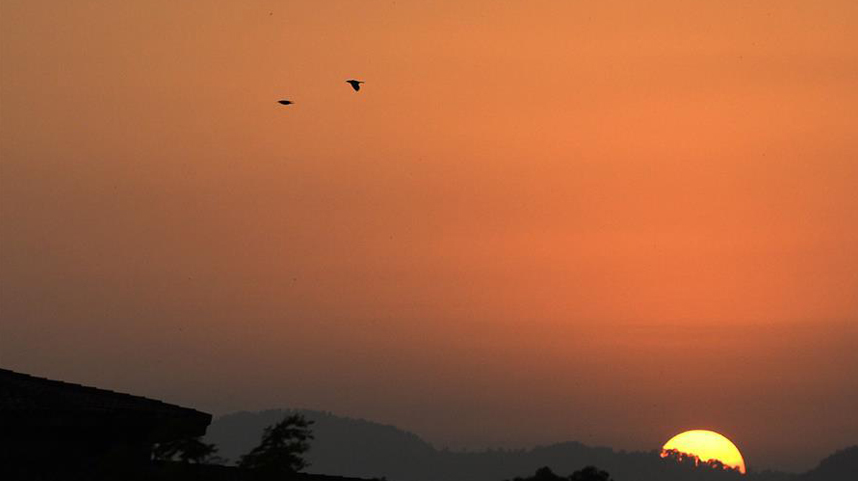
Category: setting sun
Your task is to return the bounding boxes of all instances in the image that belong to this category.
[662,430,747,474]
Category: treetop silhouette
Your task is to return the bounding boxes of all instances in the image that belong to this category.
[239,413,315,476]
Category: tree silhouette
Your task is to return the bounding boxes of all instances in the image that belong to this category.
[569,465,613,481]
[533,466,562,480]
[661,448,702,469]
[661,448,743,475]
[239,413,315,476]
[152,437,223,464]
[508,466,613,481]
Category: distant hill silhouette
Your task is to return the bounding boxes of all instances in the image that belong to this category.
[206,409,436,477]
[205,409,850,481]
[797,446,858,481]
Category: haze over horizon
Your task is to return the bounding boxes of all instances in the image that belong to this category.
[1,0,856,474]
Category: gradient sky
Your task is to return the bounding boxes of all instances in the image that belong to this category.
[1,0,857,473]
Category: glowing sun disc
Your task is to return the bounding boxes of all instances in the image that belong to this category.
[661,429,746,474]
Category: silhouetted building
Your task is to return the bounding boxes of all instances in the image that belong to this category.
[0,368,212,480]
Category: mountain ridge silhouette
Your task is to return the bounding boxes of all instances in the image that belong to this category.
[204,409,854,481]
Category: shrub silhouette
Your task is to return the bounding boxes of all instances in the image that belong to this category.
[239,414,315,476]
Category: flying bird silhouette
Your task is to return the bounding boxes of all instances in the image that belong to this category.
[277,100,294,105]
[346,80,364,92]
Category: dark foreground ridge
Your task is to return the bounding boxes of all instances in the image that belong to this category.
[0,367,211,479]
[0,369,375,481]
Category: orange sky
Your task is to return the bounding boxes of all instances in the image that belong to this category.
[1,0,857,472]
